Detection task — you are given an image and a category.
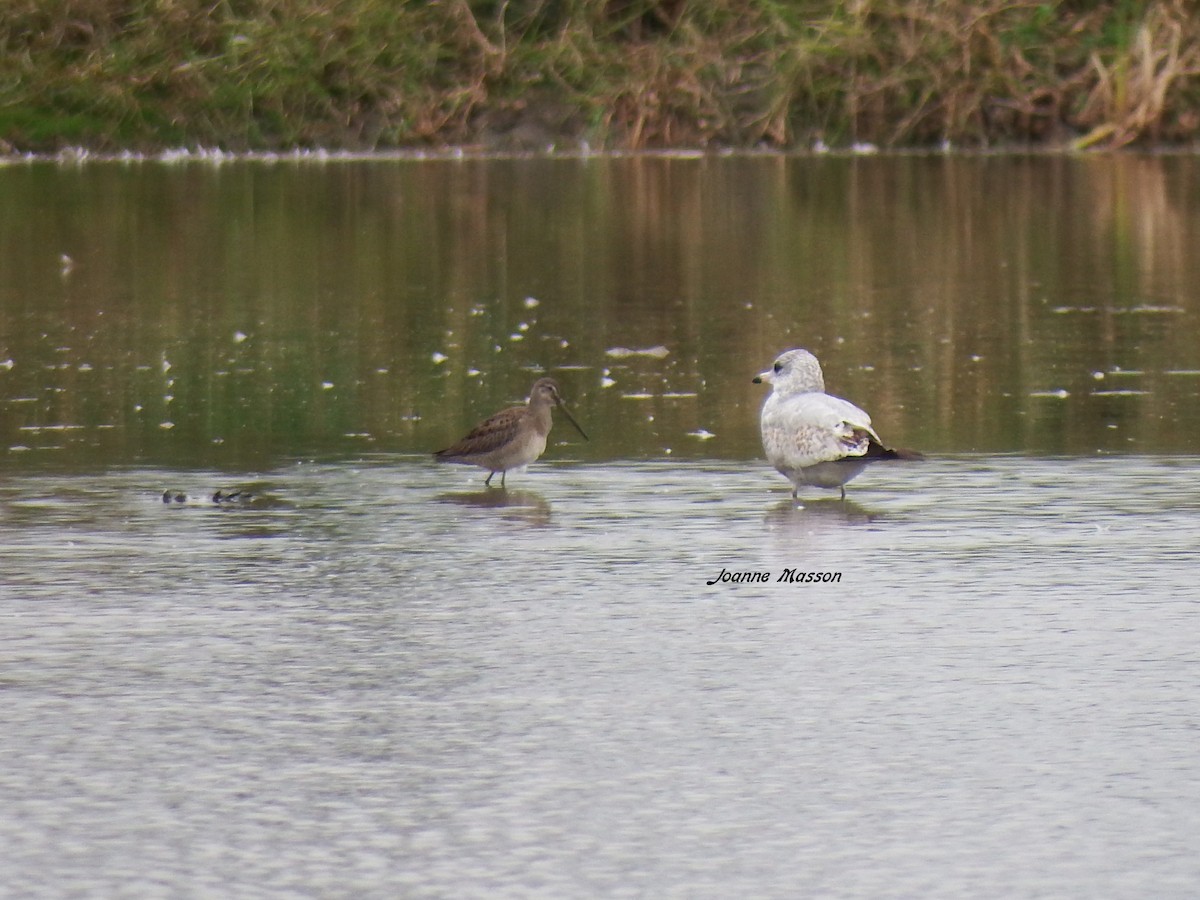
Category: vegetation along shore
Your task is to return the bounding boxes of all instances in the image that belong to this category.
[3,1,1200,154]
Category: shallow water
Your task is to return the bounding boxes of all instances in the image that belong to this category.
[3,456,1200,896]
[4,154,1200,896]
[4,154,1200,467]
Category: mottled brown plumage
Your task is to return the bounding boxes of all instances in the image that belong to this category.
[435,377,587,487]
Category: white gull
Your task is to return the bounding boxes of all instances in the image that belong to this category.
[753,348,921,499]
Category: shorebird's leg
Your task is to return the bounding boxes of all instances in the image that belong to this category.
[500,471,506,489]
[839,486,846,501]
[485,472,494,487]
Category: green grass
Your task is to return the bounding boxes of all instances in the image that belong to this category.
[2,0,1199,152]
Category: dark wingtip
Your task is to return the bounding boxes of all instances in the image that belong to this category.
[864,440,925,461]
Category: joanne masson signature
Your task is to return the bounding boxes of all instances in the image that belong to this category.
[706,568,843,585]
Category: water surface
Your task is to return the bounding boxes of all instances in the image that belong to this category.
[3,155,1200,896]
[3,154,1200,466]
[2,457,1200,896]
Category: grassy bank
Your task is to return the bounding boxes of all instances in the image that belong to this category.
[3,0,1199,153]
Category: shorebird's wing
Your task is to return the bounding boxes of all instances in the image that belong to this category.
[434,407,523,460]
[763,392,883,466]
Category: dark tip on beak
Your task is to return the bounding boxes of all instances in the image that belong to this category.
[752,376,763,384]
[555,397,589,441]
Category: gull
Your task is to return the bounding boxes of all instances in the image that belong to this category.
[435,377,587,488]
[753,349,920,499]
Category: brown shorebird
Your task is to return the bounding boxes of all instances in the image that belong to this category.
[434,377,587,488]
[754,349,922,499]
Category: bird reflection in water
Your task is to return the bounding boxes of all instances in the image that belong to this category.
[764,495,881,530]
[439,489,552,526]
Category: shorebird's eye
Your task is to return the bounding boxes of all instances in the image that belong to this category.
[773,361,783,373]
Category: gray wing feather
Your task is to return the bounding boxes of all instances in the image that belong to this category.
[762,392,882,467]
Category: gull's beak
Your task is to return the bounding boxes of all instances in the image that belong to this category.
[556,398,589,441]
[752,369,773,385]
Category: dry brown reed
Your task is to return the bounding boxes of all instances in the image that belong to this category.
[2,1,1199,151]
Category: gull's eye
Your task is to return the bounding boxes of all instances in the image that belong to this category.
[773,361,783,373]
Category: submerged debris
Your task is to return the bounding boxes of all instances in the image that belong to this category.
[161,488,256,506]
[212,489,254,504]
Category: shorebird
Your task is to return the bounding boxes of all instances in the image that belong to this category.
[434,377,587,487]
[753,349,920,499]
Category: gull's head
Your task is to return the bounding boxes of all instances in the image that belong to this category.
[753,349,825,394]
